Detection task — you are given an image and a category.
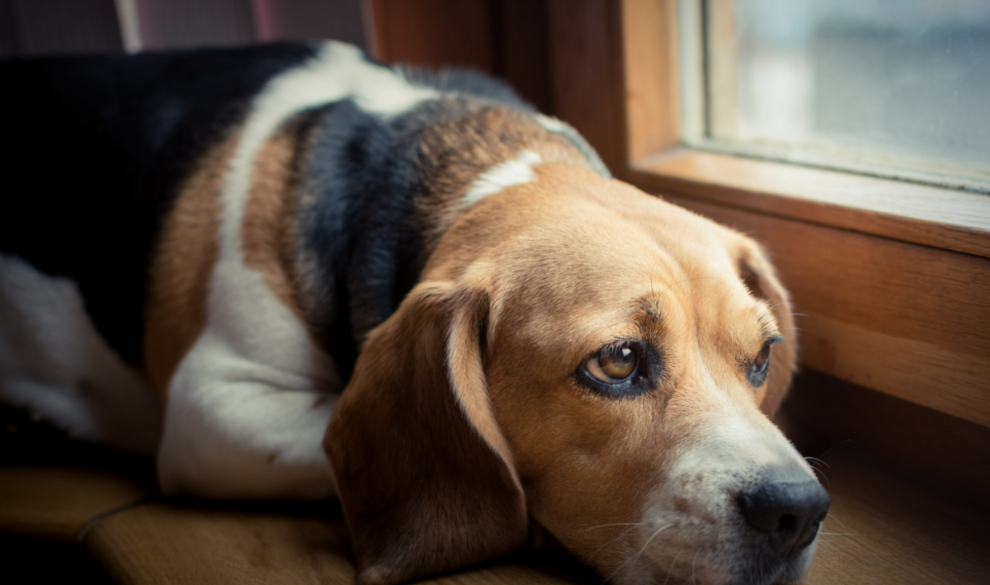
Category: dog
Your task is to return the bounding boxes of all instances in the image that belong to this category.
[0,41,828,585]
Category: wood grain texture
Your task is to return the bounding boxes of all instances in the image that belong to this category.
[365,0,554,115]
[85,502,356,585]
[632,150,990,258]
[783,370,990,502]
[57,450,990,584]
[801,452,990,585]
[0,467,148,542]
[83,501,597,585]
[621,0,679,161]
[664,194,990,428]
[366,0,494,70]
[547,0,625,175]
[497,0,554,114]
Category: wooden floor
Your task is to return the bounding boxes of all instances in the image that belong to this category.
[1,448,988,584]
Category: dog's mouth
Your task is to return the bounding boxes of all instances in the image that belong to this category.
[610,465,828,585]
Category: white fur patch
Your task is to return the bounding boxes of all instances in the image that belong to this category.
[463,150,542,208]
[158,41,437,500]
[0,253,161,455]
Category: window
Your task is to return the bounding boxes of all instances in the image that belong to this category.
[683,0,990,192]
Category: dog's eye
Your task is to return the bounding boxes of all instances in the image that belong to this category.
[748,336,781,387]
[586,346,638,383]
[576,341,658,399]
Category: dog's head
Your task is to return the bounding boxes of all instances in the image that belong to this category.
[325,164,826,585]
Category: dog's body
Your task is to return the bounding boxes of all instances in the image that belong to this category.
[0,42,827,585]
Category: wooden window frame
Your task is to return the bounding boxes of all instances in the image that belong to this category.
[547,0,990,428]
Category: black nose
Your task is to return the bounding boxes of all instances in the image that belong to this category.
[737,467,830,555]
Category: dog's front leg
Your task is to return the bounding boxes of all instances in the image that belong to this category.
[157,332,339,500]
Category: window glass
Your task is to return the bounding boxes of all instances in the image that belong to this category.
[703,0,990,190]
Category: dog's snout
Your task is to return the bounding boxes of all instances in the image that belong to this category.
[737,467,830,555]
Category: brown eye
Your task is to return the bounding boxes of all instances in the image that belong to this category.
[754,343,771,371]
[748,336,781,387]
[586,346,638,383]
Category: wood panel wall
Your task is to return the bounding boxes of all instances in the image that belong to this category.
[0,0,368,58]
[367,0,554,114]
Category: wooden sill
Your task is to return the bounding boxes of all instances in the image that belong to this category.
[629,148,990,259]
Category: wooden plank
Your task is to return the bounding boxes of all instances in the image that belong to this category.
[0,467,148,542]
[620,0,679,161]
[75,451,990,584]
[633,150,990,258]
[365,0,493,70]
[547,0,625,175]
[801,452,990,585]
[783,370,990,502]
[705,0,738,139]
[664,194,990,428]
[498,0,554,114]
[84,501,596,585]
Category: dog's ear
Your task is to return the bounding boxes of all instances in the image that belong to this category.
[736,240,799,419]
[324,282,527,585]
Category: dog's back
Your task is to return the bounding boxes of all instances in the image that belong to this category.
[0,42,574,458]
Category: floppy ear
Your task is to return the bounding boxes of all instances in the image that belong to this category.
[736,241,799,419]
[324,282,527,585]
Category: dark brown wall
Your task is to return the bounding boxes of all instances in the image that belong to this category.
[0,0,368,58]
[367,0,553,114]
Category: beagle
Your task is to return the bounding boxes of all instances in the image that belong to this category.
[0,42,828,585]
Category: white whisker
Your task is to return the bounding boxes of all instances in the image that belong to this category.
[604,523,672,583]
[826,513,848,528]
[662,551,682,585]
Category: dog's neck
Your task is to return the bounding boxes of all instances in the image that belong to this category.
[289,96,602,382]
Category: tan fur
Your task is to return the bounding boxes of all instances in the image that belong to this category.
[326,162,801,584]
[144,131,238,394]
[241,119,308,322]
[325,282,527,585]
[414,103,596,246]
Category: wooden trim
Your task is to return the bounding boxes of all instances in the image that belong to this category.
[364,0,493,70]
[613,0,990,260]
[363,0,386,60]
[631,150,990,259]
[704,0,738,139]
[620,0,679,161]
[547,0,626,175]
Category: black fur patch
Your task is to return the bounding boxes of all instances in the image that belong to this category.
[0,43,317,363]
[1,42,604,385]
[299,78,536,381]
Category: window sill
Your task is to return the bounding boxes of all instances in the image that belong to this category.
[628,148,990,258]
